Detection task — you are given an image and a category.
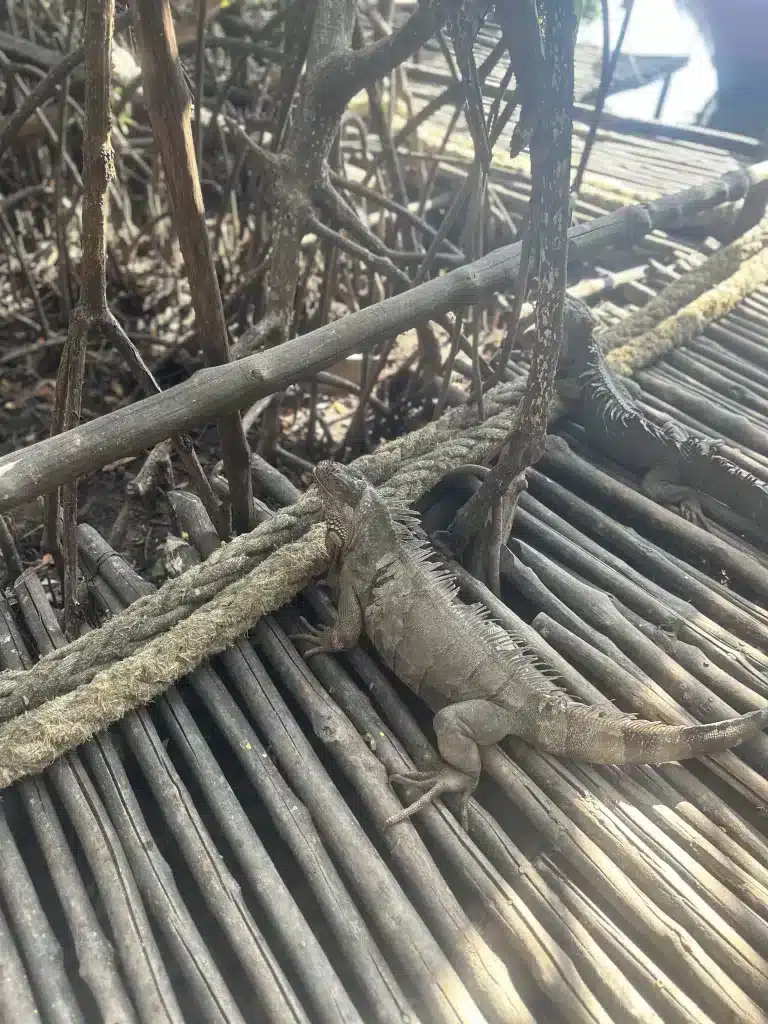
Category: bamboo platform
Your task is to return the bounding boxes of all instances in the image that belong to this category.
[2,259,768,1023]
[2,16,768,1024]
[391,5,760,213]
[413,25,689,106]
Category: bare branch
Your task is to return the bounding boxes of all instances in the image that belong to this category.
[0,10,133,160]
[44,0,118,636]
[326,0,451,105]
[0,160,766,512]
[130,0,254,532]
[427,1,580,558]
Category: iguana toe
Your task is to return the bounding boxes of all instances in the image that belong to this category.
[677,499,709,530]
[289,616,341,657]
[385,766,477,829]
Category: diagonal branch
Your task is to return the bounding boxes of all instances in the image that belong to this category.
[324,0,452,105]
[0,160,766,512]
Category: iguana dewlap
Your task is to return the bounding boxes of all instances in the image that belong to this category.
[296,460,768,828]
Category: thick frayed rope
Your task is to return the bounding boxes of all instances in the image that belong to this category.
[0,384,524,784]
[606,241,768,376]
[8,224,763,785]
[597,215,768,354]
[0,525,330,785]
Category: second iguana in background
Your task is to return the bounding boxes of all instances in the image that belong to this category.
[556,294,768,530]
[295,461,768,828]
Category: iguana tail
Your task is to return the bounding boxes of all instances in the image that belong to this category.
[520,695,768,764]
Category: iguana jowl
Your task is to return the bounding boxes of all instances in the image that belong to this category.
[297,461,768,828]
[557,295,768,529]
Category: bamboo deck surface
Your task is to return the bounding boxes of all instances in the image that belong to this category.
[1,24,768,1024]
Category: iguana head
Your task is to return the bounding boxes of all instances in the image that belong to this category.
[557,294,598,390]
[314,460,369,558]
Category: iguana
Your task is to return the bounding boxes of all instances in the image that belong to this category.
[556,294,768,530]
[295,460,768,828]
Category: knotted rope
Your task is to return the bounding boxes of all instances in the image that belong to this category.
[0,381,525,784]
[2,222,765,786]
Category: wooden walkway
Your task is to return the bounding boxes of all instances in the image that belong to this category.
[1,12,768,1024]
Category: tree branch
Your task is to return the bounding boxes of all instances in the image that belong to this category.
[0,160,766,512]
[448,0,578,558]
[129,0,254,532]
[45,0,117,636]
[326,0,451,104]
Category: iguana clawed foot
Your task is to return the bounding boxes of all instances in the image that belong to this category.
[289,615,344,657]
[642,467,711,531]
[385,765,477,830]
[677,498,709,530]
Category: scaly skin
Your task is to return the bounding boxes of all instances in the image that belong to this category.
[557,294,768,529]
[295,461,768,828]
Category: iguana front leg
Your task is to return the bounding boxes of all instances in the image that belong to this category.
[642,464,708,529]
[386,699,513,830]
[292,564,365,657]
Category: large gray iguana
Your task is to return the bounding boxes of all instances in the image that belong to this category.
[295,460,768,828]
[556,294,768,530]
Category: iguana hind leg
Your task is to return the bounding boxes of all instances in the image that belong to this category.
[386,699,513,830]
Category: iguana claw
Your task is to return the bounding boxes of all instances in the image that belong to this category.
[385,766,476,831]
[677,499,709,530]
[289,616,340,657]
